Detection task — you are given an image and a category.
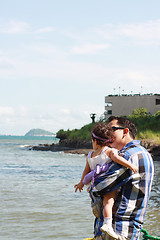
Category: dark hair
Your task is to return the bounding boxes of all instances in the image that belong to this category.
[108,116,137,139]
[91,122,115,146]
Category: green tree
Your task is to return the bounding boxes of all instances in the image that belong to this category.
[155,111,160,118]
[56,129,68,140]
[132,107,147,118]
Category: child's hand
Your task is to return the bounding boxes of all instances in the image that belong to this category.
[74,182,84,192]
[131,164,138,174]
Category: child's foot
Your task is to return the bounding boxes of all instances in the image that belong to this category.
[100,224,118,239]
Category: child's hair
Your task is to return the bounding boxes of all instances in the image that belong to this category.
[91,122,114,146]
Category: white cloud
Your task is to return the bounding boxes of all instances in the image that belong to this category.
[60,108,71,115]
[0,59,15,70]
[95,19,160,45]
[28,44,63,56]
[1,41,160,90]
[0,55,16,76]
[0,20,30,34]
[0,107,14,116]
[119,20,160,39]
[0,102,104,135]
[36,27,55,33]
[71,43,109,54]
[0,20,55,35]
[18,106,28,117]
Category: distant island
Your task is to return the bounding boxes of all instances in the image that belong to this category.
[25,128,55,137]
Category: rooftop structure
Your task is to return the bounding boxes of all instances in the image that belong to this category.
[104,93,160,119]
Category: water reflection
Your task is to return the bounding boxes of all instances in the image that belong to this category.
[143,161,160,236]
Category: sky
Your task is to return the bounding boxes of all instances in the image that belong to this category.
[0,0,160,135]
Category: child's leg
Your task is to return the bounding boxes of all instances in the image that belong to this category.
[103,190,117,219]
[100,190,118,239]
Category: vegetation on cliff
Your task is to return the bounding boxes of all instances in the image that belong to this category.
[56,108,160,144]
[129,108,160,143]
[56,123,95,141]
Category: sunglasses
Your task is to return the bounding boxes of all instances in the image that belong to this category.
[111,126,125,131]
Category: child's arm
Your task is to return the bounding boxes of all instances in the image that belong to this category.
[74,158,91,192]
[106,148,138,173]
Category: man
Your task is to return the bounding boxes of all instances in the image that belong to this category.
[91,116,154,240]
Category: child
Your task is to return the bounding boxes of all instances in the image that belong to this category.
[74,122,138,239]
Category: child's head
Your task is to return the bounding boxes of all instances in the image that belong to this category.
[91,122,114,146]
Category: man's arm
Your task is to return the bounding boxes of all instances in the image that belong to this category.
[108,148,138,173]
[91,161,132,197]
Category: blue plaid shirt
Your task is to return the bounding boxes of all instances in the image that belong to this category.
[91,140,154,240]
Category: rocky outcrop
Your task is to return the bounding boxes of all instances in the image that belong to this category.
[148,145,160,161]
[140,139,160,161]
[29,139,92,153]
[58,139,92,149]
[29,139,160,160]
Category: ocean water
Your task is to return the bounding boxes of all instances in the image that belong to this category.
[0,136,159,240]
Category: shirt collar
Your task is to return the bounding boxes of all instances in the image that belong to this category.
[120,140,140,152]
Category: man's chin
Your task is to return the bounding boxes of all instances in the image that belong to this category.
[109,142,115,147]
[110,142,120,150]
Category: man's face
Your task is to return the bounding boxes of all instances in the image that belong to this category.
[108,119,125,150]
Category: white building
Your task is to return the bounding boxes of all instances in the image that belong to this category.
[104,94,160,119]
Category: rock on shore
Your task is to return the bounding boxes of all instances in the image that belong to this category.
[29,139,160,160]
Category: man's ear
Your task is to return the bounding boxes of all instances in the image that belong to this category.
[124,128,129,135]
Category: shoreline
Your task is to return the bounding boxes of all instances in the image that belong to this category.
[63,148,160,161]
[64,148,92,155]
[29,140,160,161]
